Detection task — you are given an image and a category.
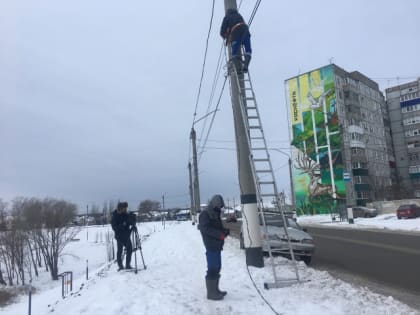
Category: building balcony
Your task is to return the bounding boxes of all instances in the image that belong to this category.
[355,183,370,191]
[352,169,369,176]
[348,125,364,134]
[350,140,366,148]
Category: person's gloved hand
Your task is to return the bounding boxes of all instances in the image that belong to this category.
[131,225,138,232]
[223,228,230,237]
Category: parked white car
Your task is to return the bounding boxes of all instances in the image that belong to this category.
[240,212,315,264]
[352,206,378,218]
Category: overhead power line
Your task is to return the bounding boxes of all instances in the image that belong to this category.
[191,0,216,128]
[248,0,262,26]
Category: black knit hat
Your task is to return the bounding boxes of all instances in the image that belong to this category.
[117,202,128,210]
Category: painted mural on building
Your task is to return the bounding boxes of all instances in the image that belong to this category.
[286,65,346,215]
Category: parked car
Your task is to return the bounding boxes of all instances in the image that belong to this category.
[352,206,378,218]
[225,214,237,223]
[397,204,420,219]
[240,212,315,264]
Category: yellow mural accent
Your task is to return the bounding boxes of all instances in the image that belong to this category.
[288,78,300,124]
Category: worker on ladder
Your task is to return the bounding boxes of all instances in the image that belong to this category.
[220,8,252,74]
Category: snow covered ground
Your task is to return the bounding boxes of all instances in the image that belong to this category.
[297,214,420,233]
[1,221,419,315]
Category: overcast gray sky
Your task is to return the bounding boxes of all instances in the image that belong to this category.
[1,0,419,210]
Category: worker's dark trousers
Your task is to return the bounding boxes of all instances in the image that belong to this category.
[205,250,221,280]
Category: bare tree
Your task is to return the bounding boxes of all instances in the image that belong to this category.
[0,199,8,285]
[30,198,79,280]
[0,198,7,231]
[138,199,161,214]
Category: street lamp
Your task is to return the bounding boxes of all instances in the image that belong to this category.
[268,148,295,210]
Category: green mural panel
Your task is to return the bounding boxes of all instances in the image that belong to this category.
[286,65,345,215]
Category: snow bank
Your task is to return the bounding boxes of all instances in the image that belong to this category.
[1,221,418,315]
[298,214,420,233]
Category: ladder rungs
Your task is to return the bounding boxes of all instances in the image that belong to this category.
[256,170,272,173]
[246,106,256,110]
[259,181,275,185]
[260,194,276,197]
[253,158,269,162]
[248,116,258,119]
[251,136,264,140]
[249,126,261,129]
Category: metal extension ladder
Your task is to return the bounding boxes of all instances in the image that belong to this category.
[229,61,301,289]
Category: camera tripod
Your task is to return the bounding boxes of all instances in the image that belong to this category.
[131,227,147,273]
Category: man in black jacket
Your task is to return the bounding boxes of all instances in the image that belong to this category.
[220,8,252,74]
[111,202,136,270]
[199,195,230,300]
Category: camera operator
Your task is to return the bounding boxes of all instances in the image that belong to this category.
[111,202,137,270]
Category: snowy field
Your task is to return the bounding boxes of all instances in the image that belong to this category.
[1,221,419,315]
[297,214,420,233]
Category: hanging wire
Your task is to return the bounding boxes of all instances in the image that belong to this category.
[248,0,262,26]
[198,76,228,161]
[198,41,226,149]
[191,0,216,128]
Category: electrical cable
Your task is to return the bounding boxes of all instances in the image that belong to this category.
[198,42,226,150]
[245,264,281,315]
[198,76,228,161]
[248,0,262,27]
[197,46,230,160]
[197,0,246,152]
[191,0,216,128]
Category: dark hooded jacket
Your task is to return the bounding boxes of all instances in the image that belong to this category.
[199,195,226,251]
[111,210,135,242]
[220,9,250,42]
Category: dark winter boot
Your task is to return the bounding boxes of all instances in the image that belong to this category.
[242,54,251,73]
[206,278,224,300]
[117,258,124,271]
[216,276,227,296]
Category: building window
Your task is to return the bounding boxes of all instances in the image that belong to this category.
[405,129,420,137]
[409,165,420,174]
[352,162,367,169]
[401,104,420,114]
[351,147,365,155]
[354,176,369,184]
[403,116,420,126]
[408,141,420,149]
[351,133,362,141]
[409,153,420,161]
[356,191,370,199]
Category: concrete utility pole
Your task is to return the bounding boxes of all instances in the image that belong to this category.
[162,194,165,210]
[190,128,201,220]
[224,0,263,267]
[188,162,196,224]
[269,148,296,210]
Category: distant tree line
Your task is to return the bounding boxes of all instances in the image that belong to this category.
[0,197,78,285]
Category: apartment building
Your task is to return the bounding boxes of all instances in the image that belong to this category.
[286,64,394,214]
[385,79,420,198]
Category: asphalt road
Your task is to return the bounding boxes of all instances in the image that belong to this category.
[224,220,420,310]
[304,226,420,294]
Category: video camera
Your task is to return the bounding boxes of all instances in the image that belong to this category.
[128,211,137,225]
